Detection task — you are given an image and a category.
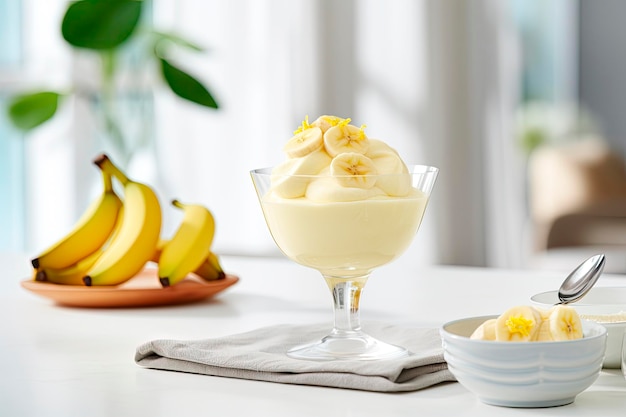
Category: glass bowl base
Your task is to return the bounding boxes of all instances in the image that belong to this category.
[287,332,409,361]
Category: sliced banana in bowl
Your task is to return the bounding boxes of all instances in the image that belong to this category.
[441,313,607,408]
[473,305,584,342]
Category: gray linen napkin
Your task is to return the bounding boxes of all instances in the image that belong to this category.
[135,322,455,392]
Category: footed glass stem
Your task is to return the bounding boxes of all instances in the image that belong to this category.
[287,274,408,361]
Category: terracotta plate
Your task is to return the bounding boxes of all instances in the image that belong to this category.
[21,267,239,308]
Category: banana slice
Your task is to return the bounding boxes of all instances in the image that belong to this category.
[283,126,323,158]
[271,149,331,198]
[548,305,584,341]
[537,306,554,321]
[323,119,370,157]
[293,115,313,134]
[330,152,378,189]
[470,318,497,340]
[495,305,542,341]
[532,306,554,341]
[535,319,554,342]
[312,115,346,133]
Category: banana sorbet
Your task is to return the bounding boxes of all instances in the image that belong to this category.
[261,115,429,276]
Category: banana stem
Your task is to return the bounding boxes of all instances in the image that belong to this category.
[100,170,114,193]
[171,199,184,209]
[93,154,130,184]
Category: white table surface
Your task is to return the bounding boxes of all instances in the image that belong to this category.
[2,252,625,417]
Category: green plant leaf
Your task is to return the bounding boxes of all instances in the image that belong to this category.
[160,58,218,109]
[61,0,143,50]
[520,128,546,154]
[8,92,62,131]
[153,31,204,52]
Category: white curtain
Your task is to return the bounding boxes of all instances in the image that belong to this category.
[420,0,525,268]
[21,0,526,269]
[20,0,77,253]
[466,0,527,268]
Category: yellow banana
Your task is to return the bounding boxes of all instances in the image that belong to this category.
[36,206,126,285]
[150,238,168,263]
[193,251,226,281]
[82,154,162,286]
[158,199,216,287]
[36,249,105,285]
[31,168,122,271]
[152,239,225,282]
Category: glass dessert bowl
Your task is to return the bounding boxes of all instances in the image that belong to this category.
[250,164,438,361]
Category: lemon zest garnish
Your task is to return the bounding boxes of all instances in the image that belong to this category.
[505,315,534,337]
[358,124,367,140]
[293,115,313,135]
[338,118,352,128]
[322,115,343,127]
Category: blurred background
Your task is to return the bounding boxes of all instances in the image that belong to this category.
[2,0,626,272]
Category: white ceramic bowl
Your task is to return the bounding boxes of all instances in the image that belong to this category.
[440,316,607,408]
[531,287,626,369]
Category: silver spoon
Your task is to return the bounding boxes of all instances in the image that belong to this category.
[556,254,606,305]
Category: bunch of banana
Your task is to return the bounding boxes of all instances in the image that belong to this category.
[471,304,584,342]
[32,166,123,284]
[30,153,162,286]
[151,200,225,287]
[30,153,228,288]
[83,154,162,286]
